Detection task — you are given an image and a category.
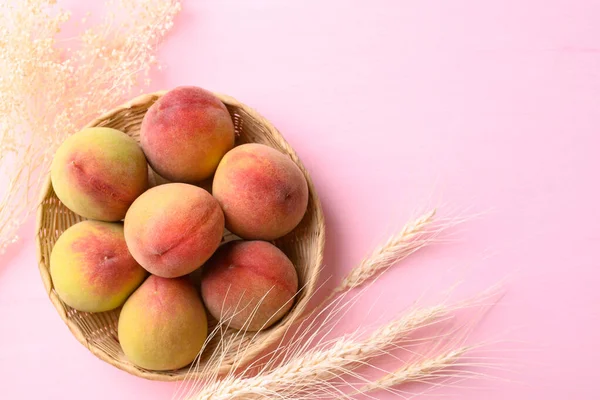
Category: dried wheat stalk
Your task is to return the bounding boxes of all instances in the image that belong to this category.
[0,0,181,253]
[184,305,450,399]
[207,209,454,378]
[181,294,496,400]
[176,210,499,400]
[329,209,438,297]
[359,346,469,394]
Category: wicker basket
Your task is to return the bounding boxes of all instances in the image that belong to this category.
[35,91,325,381]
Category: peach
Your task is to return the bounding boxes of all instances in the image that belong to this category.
[118,275,208,371]
[124,183,224,278]
[50,127,148,221]
[140,86,235,183]
[212,143,309,240]
[200,240,299,331]
[50,220,147,312]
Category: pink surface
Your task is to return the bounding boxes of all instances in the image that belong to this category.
[1,0,600,398]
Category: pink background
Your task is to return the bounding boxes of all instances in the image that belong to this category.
[1,0,599,398]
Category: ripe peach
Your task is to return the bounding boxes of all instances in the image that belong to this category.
[50,220,147,312]
[118,275,208,371]
[200,240,298,331]
[124,183,224,278]
[212,143,309,240]
[50,127,148,221]
[140,86,235,183]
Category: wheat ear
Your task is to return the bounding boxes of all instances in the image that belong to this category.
[329,209,438,298]
[361,346,468,394]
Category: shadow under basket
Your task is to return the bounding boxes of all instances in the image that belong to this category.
[35,91,325,381]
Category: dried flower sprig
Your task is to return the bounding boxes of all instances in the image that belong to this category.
[0,0,181,253]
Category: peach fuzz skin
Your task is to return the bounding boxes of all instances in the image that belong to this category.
[118,276,208,371]
[140,86,235,183]
[50,127,148,221]
[124,183,224,278]
[49,220,147,313]
[212,143,309,241]
[200,240,299,331]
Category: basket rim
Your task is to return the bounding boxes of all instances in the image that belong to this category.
[35,90,325,381]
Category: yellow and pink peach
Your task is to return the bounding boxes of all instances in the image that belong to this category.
[124,183,224,278]
[118,275,208,371]
[50,220,147,313]
[50,127,148,221]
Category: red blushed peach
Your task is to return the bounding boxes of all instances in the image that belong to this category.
[49,220,147,312]
[118,275,208,371]
[50,127,148,221]
[140,86,235,183]
[200,240,299,331]
[212,143,309,240]
[124,183,224,278]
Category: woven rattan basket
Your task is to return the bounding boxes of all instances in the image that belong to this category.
[35,91,324,381]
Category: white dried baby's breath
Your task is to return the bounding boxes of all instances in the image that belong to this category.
[0,0,181,252]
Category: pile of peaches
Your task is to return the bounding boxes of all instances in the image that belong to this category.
[49,86,308,371]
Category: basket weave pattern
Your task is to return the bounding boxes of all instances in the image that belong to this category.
[35,91,325,381]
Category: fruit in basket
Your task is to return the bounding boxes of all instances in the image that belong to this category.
[140,86,235,183]
[50,127,148,221]
[200,240,299,331]
[118,275,208,371]
[49,221,147,313]
[212,143,309,240]
[124,183,224,278]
